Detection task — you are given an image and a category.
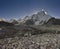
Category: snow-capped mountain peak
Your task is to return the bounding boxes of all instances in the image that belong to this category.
[18,10,52,25]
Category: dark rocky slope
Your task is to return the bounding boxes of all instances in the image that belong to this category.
[46,17,60,25]
[0,21,14,27]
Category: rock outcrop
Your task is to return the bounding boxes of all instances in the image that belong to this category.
[46,17,60,25]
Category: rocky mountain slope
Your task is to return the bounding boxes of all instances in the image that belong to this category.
[18,10,52,25]
[46,17,60,25]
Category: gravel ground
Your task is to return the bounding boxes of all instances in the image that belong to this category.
[0,33,60,49]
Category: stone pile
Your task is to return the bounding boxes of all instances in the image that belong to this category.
[0,33,60,49]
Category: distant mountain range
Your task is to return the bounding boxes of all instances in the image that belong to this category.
[0,10,60,25]
[17,10,60,25]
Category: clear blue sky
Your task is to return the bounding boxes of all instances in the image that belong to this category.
[0,0,60,20]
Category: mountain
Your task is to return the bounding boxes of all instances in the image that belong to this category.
[0,21,14,27]
[18,10,52,25]
[9,19,18,24]
[4,10,60,25]
[0,18,6,21]
[46,17,60,25]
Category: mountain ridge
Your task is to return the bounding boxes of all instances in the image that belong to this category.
[17,10,53,25]
[0,10,60,25]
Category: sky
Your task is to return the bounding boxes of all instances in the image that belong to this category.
[0,0,60,20]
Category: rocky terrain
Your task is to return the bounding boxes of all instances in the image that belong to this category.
[0,33,60,49]
[0,24,60,49]
[0,10,60,49]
